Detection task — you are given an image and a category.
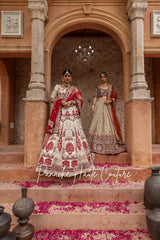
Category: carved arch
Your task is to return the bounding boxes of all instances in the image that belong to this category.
[44,7,130,55]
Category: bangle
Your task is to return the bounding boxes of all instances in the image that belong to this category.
[91,105,95,110]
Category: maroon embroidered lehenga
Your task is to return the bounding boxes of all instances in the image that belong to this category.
[88,84,126,154]
[36,84,94,178]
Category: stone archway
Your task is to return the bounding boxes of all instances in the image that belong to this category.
[25,0,152,167]
[45,8,130,53]
[44,7,131,101]
[44,8,131,158]
[25,2,131,167]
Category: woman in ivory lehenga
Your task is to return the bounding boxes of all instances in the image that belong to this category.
[36,69,94,178]
[88,72,126,154]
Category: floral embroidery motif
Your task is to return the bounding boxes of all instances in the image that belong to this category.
[71,160,78,168]
[42,134,50,149]
[62,160,70,167]
[66,142,74,155]
[65,111,70,116]
[45,158,52,165]
[57,128,63,152]
[96,144,103,152]
[83,141,88,151]
[75,129,82,150]
[39,157,44,164]
[87,155,91,162]
[46,142,53,152]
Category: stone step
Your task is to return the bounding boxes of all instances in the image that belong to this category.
[0,144,159,165]
[152,153,160,166]
[0,181,144,203]
[0,163,151,182]
[94,152,129,164]
[4,201,147,231]
[0,153,24,164]
[0,145,24,164]
[32,229,151,239]
[152,144,160,166]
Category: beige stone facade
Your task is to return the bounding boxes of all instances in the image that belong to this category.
[0,0,160,167]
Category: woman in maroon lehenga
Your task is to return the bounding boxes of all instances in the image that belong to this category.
[36,70,94,178]
[88,72,126,154]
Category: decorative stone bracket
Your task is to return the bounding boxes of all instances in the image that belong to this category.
[82,4,92,15]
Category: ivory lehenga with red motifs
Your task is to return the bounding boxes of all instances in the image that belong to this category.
[88,84,126,155]
[36,84,94,178]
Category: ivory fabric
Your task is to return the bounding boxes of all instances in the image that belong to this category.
[88,85,126,155]
[36,85,94,178]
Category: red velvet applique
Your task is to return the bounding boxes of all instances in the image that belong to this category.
[66,142,74,155]
[45,158,52,165]
[62,160,70,167]
[46,142,53,152]
[71,160,78,167]
[83,141,88,151]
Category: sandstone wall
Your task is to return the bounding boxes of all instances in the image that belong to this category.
[15,58,30,144]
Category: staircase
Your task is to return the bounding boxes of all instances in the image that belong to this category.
[0,144,159,239]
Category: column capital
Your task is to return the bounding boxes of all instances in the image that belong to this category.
[28,0,48,22]
[127,0,148,21]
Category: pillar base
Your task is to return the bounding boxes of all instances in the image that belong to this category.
[24,101,48,167]
[26,89,47,101]
[129,89,151,101]
[125,100,152,167]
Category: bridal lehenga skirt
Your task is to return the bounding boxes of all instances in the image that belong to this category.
[36,106,94,178]
[88,99,126,155]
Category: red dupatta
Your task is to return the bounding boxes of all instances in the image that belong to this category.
[108,85,123,141]
[46,86,83,134]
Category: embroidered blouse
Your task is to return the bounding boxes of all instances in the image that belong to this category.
[94,85,111,98]
[94,84,118,106]
[50,84,69,99]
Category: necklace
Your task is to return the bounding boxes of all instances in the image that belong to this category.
[62,84,71,88]
[100,83,108,89]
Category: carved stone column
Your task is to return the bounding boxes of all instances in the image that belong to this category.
[127,0,150,100]
[24,0,48,167]
[126,0,152,167]
[27,0,48,101]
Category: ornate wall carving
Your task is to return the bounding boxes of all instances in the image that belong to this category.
[1,11,23,38]
[151,11,160,37]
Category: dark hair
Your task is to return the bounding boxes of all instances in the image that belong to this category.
[100,72,108,78]
[63,69,72,76]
